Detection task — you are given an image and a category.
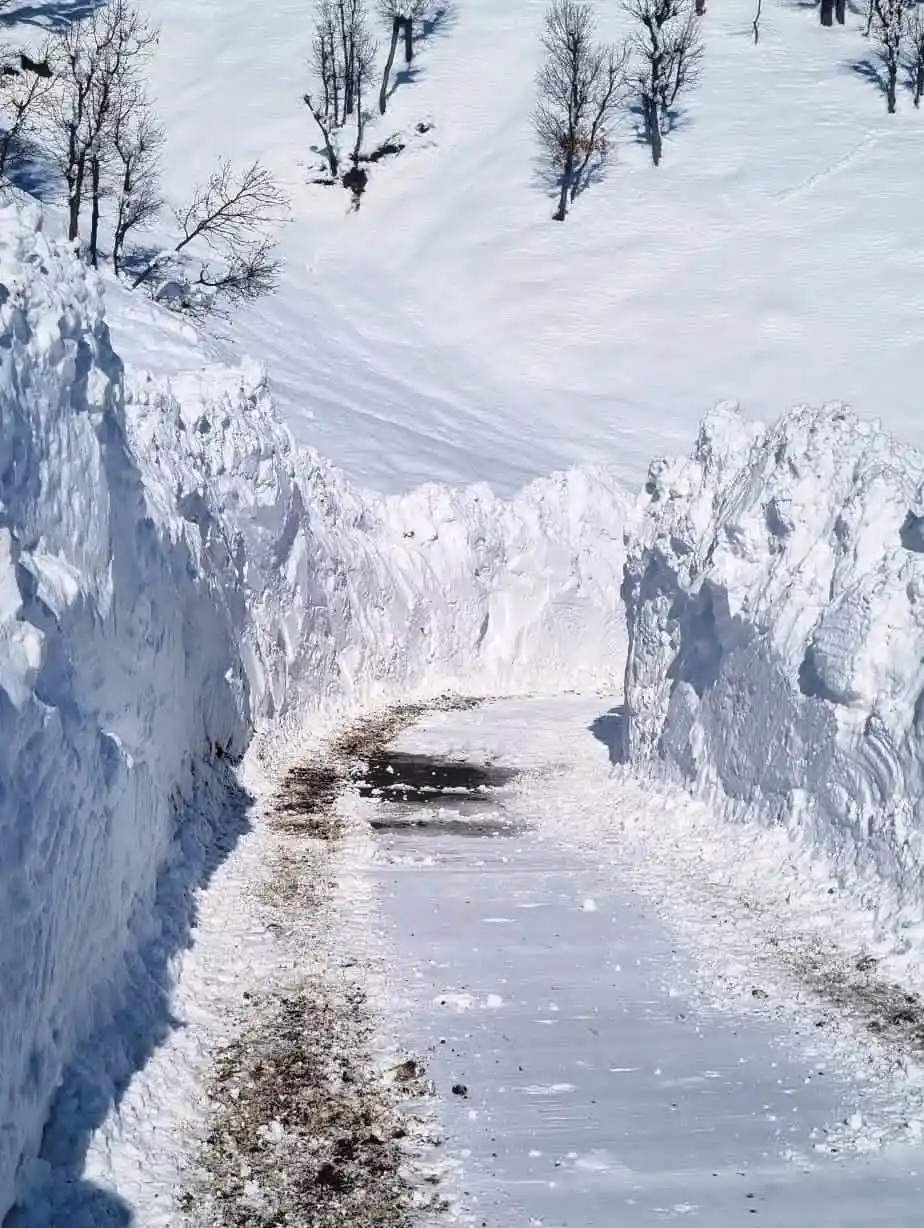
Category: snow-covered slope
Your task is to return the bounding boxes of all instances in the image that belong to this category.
[622,403,924,949]
[127,0,924,493]
[0,207,627,1219]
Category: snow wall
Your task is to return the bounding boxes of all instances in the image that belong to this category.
[623,402,924,946]
[0,208,629,1217]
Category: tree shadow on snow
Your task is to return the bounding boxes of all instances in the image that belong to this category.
[388,61,422,101]
[4,765,253,1228]
[0,134,60,202]
[589,705,627,766]
[530,149,609,214]
[846,55,886,94]
[0,0,104,30]
[417,2,459,48]
[385,6,457,105]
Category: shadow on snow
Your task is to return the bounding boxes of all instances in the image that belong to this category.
[4,766,253,1228]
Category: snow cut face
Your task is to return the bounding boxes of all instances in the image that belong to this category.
[0,203,631,1219]
[622,401,924,943]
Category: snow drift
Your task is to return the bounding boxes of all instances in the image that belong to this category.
[622,402,924,946]
[0,206,628,1217]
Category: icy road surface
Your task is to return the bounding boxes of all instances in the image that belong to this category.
[352,698,924,1226]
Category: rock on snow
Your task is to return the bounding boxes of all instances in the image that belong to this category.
[0,205,628,1218]
[623,400,924,947]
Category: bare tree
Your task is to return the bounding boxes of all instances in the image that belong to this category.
[38,0,158,250]
[111,98,163,274]
[623,0,703,166]
[378,0,431,114]
[908,2,924,106]
[132,159,288,312]
[351,24,377,162]
[534,0,628,221]
[306,0,374,174]
[869,0,909,111]
[0,40,53,180]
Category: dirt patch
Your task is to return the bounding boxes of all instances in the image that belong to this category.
[269,695,484,843]
[190,694,487,1226]
[796,947,924,1057]
[181,981,443,1227]
[357,751,518,805]
[369,813,524,838]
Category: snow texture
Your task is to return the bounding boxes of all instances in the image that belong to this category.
[0,205,628,1219]
[623,401,924,950]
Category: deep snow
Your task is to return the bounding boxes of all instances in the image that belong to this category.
[4,0,924,1218]
[0,208,627,1219]
[622,403,924,960]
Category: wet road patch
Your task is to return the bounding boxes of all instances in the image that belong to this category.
[355,751,518,804]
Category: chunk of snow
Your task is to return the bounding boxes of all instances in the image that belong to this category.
[623,402,924,946]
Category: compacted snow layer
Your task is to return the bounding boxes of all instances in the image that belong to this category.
[622,403,924,952]
[362,698,924,1225]
[0,208,628,1218]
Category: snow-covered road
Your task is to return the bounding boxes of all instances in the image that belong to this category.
[352,698,924,1226]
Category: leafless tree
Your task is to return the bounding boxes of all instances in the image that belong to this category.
[378,0,431,114]
[111,99,163,273]
[534,0,628,221]
[623,0,703,166]
[0,39,53,180]
[350,24,377,162]
[306,0,374,174]
[908,2,924,106]
[132,159,288,312]
[869,0,909,110]
[38,0,158,250]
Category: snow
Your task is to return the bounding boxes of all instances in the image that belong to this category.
[130,0,924,494]
[622,401,924,958]
[362,697,924,1224]
[4,0,924,1218]
[0,206,628,1219]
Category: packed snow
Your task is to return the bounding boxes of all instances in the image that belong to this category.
[623,402,924,957]
[0,208,627,1219]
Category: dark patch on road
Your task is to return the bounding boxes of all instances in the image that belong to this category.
[184,982,442,1228]
[271,694,485,843]
[356,751,518,804]
[369,812,525,837]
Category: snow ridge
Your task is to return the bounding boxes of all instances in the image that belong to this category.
[622,401,924,951]
[0,206,628,1218]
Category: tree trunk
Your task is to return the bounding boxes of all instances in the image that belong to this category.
[915,61,924,107]
[379,17,400,114]
[645,97,662,166]
[113,164,131,275]
[89,155,101,267]
[887,61,897,113]
[553,143,575,220]
[834,0,846,22]
[695,0,706,13]
[68,177,82,243]
[820,0,834,25]
[403,17,413,63]
[753,0,762,42]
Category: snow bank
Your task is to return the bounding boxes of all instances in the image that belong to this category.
[622,402,924,946]
[0,207,627,1216]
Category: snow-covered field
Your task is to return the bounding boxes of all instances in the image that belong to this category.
[129,0,924,493]
[3,0,924,1221]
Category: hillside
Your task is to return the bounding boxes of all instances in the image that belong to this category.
[130,0,924,493]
